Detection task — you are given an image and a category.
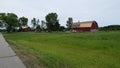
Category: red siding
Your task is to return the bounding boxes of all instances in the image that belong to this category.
[71,21,98,32]
[91,22,98,29]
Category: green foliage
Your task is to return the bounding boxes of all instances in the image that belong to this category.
[0,13,5,17]
[35,25,41,32]
[99,25,120,31]
[41,20,47,31]
[54,21,60,31]
[31,18,37,29]
[3,31,120,68]
[59,26,65,31]
[19,17,28,26]
[45,13,60,32]
[36,19,40,26]
[36,25,41,29]
[31,18,40,30]
[0,13,18,32]
[66,17,73,30]
[0,20,3,27]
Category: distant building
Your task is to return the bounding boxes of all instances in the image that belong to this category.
[71,21,99,32]
[21,25,31,31]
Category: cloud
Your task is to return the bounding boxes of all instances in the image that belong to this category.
[0,0,120,26]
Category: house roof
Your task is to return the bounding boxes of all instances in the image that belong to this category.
[71,21,96,28]
[21,25,29,29]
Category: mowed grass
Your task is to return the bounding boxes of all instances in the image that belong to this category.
[3,31,120,68]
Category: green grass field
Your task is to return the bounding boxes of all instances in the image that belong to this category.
[3,31,120,68]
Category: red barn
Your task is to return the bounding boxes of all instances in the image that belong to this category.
[71,21,99,32]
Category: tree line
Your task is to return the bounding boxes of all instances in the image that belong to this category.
[99,25,120,31]
[0,12,74,32]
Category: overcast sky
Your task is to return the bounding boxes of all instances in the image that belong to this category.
[0,0,120,27]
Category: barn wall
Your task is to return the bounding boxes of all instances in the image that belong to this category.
[71,28,91,32]
[71,21,99,32]
[91,22,98,29]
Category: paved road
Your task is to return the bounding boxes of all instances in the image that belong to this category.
[0,33,26,68]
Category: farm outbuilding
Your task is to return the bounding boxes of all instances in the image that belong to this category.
[21,25,31,32]
[71,21,99,32]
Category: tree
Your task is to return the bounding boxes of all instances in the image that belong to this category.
[60,26,65,32]
[19,17,28,26]
[35,25,41,32]
[99,25,120,31]
[36,19,40,26]
[41,20,46,31]
[31,18,37,29]
[0,13,18,32]
[54,21,60,31]
[0,20,5,27]
[35,19,41,32]
[66,17,73,30]
[0,13,5,17]
[0,13,5,27]
[45,13,60,32]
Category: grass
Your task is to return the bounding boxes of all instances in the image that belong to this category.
[3,31,120,68]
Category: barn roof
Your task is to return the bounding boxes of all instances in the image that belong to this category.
[71,21,96,28]
[80,21,93,27]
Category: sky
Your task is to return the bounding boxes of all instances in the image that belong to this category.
[0,0,120,27]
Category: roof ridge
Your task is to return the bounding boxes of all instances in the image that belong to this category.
[73,20,96,23]
[80,20,95,23]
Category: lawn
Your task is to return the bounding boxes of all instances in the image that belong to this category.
[3,31,120,68]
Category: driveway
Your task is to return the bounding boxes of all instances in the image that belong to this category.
[0,33,26,68]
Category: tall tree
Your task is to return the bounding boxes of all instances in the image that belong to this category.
[45,12,60,32]
[0,13,18,32]
[66,17,73,30]
[0,20,5,27]
[60,26,65,32]
[54,21,60,31]
[0,13,6,27]
[36,19,40,26]
[19,17,28,26]
[41,20,46,30]
[0,21,2,27]
[35,19,41,32]
[31,18,37,29]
